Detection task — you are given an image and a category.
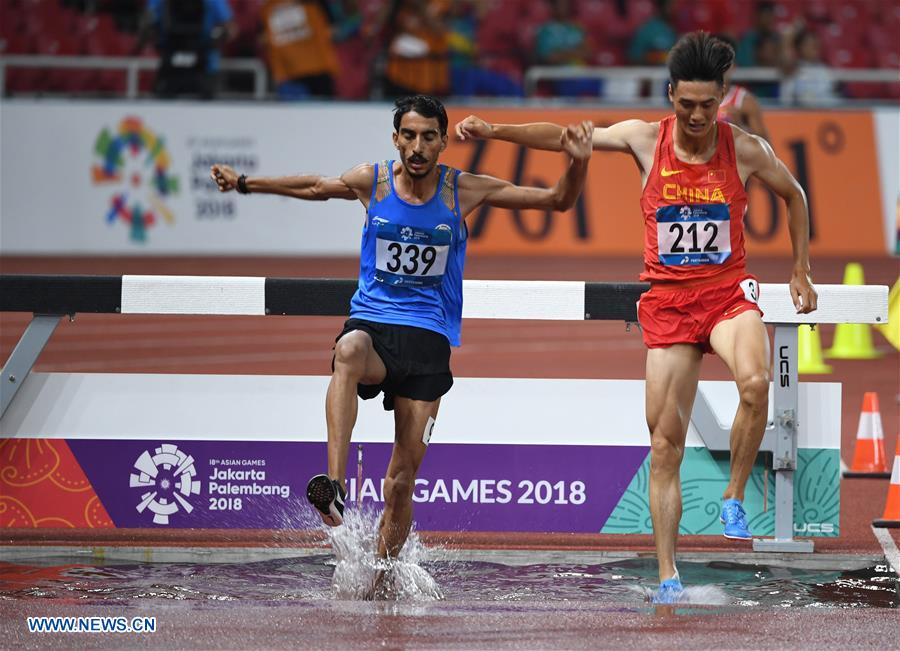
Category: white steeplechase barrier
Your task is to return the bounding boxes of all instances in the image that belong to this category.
[0,275,888,550]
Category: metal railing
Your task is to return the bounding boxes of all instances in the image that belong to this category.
[0,54,268,99]
[525,65,900,102]
[1,54,896,104]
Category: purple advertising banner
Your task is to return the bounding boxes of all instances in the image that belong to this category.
[68,440,648,532]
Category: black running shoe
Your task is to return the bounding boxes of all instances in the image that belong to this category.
[306,474,345,527]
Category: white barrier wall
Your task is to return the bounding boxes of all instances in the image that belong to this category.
[1,99,897,255]
[0,374,841,535]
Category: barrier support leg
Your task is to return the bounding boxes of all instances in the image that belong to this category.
[1,314,62,420]
[753,324,814,553]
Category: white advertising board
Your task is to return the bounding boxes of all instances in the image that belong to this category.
[1,100,391,254]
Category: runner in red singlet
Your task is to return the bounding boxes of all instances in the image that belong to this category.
[454,32,817,603]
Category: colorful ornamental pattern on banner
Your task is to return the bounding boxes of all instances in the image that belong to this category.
[91,116,180,243]
[0,439,113,528]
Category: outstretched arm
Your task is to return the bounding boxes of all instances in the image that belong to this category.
[210,163,374,203]
[457,122,592,215]
[455,114,653,155]
[741,94,770,142]
[738,134,817,313]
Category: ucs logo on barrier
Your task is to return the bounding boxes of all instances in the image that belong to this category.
[91,116,180,244]
[129,444,201,525]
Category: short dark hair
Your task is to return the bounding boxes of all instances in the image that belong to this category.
[393,95,448,136]
[714,33,737,52]
[667,31,735,88]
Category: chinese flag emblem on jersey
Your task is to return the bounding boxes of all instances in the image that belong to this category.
[707,169,726,184]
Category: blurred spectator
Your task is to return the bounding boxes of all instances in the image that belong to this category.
[445,0,521,98]
[327,0,372,99]
[628,0,677,66]
[534,0,599,97]
[735,0,777,67]
[328,0,362,42]
[260,0,339,100]
[747,31,782,99]
[716,35,770,141]
[781,29,838,106]
[382,0,450,97]
[136,0,235,99]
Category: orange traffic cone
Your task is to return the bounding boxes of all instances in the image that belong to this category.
[873,444,900,528]
[843,392,890,478]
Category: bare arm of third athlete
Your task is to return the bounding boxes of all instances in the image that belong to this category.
[740,93,770,143]
[209,163,375,206]
[456,121,593,216]
[734,128,817,314]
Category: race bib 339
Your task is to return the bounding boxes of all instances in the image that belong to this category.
[374,222,451,287]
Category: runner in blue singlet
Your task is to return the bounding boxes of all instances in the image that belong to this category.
[211,95,592,596]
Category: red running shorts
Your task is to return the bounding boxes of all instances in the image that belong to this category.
[637,273,764,353]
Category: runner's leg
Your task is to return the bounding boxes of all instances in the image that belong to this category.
[377,396,440,559]
[327,330,387,489]
[709,310,771,502]
[646,344,703,582]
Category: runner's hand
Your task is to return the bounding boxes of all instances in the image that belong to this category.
[210,164,239,192]
[789,270,817,314]
[455,115,493,141]
[561,121,593,161]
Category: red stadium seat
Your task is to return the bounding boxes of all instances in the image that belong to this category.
[6,68,46,93]
[625,0,656,30]
[842,81,884,100]
[827,44,873,69]
[577,0,630,44]
[875,49,900,70]
[1,33,35,54]
[523,0,552,24]
[804,0,833,23]
[772,1,800,29]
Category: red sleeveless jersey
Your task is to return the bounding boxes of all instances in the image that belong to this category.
[640,115,748,283]
[717,84,748,123]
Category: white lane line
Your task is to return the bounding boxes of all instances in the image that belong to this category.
[840,457,848,474]
[871,525,900,576]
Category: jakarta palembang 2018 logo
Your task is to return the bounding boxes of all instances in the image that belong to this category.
[92,116,179,243]
[130,443,200,525]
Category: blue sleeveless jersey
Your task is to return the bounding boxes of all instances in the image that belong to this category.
[350,160,468,346]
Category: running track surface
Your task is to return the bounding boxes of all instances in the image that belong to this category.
[1,255,897,558]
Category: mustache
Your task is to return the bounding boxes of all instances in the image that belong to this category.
[408,155,427,164]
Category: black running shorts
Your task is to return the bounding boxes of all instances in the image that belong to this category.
[334,318,453,411]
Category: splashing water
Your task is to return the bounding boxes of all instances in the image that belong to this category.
[326,506,444,602]
[635,583,731,606]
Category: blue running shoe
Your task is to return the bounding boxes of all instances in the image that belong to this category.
[652,574,683,604]
[720,498,752,540]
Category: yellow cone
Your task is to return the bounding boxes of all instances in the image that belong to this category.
[826,263,883,359]
[798,324,832,374]
[875,277,900,351]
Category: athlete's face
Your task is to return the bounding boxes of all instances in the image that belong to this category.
[669,80,724,139]
[393,111,447,179]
